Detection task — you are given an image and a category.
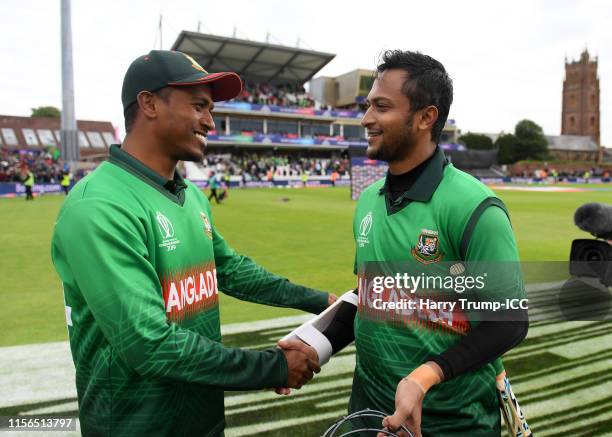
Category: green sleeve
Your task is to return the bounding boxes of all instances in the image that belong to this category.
[465,204,524,301]
[492,356,505,375]
[465,204,520,262]
[210,212,329,314]
[52,198,288,390]
[464,204,525,373]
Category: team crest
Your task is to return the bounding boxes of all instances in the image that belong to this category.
[200,212,213,239]
[411,229,444,264]
[182,53,208,73]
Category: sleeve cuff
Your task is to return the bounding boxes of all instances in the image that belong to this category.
[426,355,452,380]
[274,347,289,387]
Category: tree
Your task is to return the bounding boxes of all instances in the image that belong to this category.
[31,106,61,118]
[496,133,519,164]
[458,132,494,150]
[495,119,549,164]
[514,119,549,161]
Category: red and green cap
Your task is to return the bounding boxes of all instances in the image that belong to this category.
[121,50,242,113]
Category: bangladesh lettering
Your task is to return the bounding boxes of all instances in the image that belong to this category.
[160,265,219,322]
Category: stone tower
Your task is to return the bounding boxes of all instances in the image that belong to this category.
[561,49,600,145]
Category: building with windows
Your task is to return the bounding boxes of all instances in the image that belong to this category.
[0,115,116,158]
[309,69,375,109]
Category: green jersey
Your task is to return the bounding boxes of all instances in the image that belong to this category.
[350,147,522,436]
[51,145,328,437]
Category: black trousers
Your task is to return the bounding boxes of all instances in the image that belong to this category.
[208,188,221,203]
[25,185,34,200]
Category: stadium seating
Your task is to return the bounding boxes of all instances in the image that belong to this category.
[0,148,67,183]
[234,83,319,109]
[198,153,350,181]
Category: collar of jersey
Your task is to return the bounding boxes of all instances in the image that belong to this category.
[378,146,447,213]
[108,144,187,206]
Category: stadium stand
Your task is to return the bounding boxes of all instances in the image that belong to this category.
[235,83,318,108]
[0,148,95,184]
[0,115,116,156]
[0,116,115,195]
[193,152,349,181]
[0,148,63,183]
[445,149,506,178]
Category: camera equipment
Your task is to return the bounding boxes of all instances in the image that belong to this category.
[574,203,612,240]
[570,203,611,287]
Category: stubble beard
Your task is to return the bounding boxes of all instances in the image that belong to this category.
[367,129,415,164]
[366,113,415,163]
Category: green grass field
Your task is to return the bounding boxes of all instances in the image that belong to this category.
[0,185,609,347]
[1,185,611,436]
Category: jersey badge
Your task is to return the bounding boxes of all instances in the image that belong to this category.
[200,211,213,239]
[156,211,181,251]
[412,229,444,264]
[356,211,373,247]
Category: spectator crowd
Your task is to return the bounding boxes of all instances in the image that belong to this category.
[234,83,319,108]
[3,147,609,188]
[0,149,66,183]
[200,152,350,182]
[510,166,610,181]
[0,148,93,184]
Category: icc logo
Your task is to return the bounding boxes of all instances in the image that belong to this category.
[156,211,175,239]
[359,212,373,237]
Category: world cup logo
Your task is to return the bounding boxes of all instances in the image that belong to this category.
[156,211,175,239]
[359,212,373,237]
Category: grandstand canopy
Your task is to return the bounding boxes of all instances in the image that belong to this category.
[171,31,335,86]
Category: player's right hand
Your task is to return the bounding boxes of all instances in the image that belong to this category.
[278,339,321,389]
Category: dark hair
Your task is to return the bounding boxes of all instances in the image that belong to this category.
[377,50,453,144]
[124,87,174,133]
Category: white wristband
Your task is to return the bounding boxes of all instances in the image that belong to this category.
[280,289,357,366]
[294,324,333,365]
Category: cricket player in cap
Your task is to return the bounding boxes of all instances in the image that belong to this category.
[51,50,337,437]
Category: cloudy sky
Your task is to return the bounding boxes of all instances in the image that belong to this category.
[1,0,610,146]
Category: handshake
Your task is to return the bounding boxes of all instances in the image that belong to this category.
[276,338,321,393]
[273,290,358,394]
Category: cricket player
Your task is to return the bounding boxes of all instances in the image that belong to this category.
[51,50,335,437]
[306,50,529,436]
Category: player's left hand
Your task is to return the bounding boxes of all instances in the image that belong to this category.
[378,378,424,437]
[328,293,338,306]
